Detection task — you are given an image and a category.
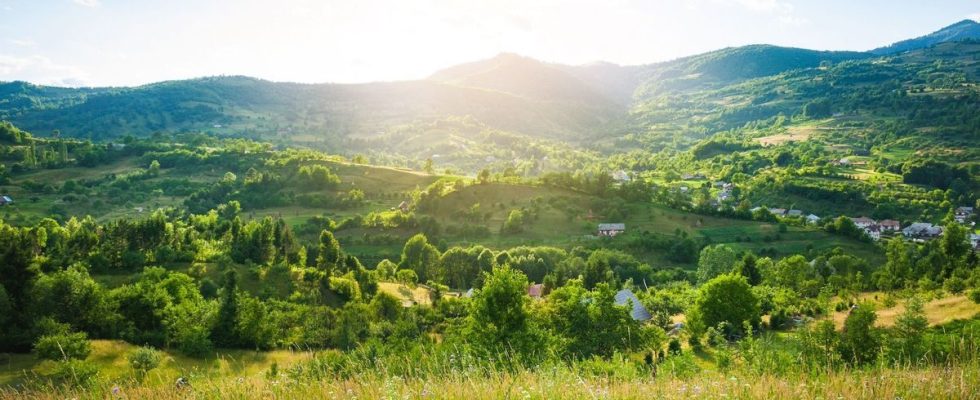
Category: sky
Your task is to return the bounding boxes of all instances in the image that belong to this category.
[1,0,978,87]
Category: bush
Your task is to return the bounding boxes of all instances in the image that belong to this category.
[943,277,965,294]
[34,332,91,361]
[969,289,980,304]
[128,346,163,376]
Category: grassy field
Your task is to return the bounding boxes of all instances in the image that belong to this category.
[2,357,976,399]
[830,293,980,329]
[0,340,315,388]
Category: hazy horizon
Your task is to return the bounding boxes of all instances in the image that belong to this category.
[1,0,978,87]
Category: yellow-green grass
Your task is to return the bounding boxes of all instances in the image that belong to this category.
[378,282,434,306]
[0,340,314,388]
[831,293,980,329]
[3,363,977,399]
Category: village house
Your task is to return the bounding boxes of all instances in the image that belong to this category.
[971,234,980,250]
[955,207,974,224]
[0,195,12,206]
[716,189,733,202]
[806,214,821,224]
[903,222,943,239]
[681,173,706,180]
[850,216,876,229]
[786,209,803,217]
[878,219,901,232]
[527,283,545,300]
[396,201,410,213]
[864,225,882,241]
[597,223,626,237]
[769,208,787,216]
[614,289,651,322]
[611,170,631,183]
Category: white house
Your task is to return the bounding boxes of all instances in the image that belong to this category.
[864,225,882,241]
[850,216,876,229]
[598,223,626,237]
[806,214,821,224]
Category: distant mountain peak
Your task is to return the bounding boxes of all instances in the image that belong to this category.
[871,19,980,55]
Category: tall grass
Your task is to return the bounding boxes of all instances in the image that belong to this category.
[3,362,977,399]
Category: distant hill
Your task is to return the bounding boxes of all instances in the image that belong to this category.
[871,19,980,55]
[1,20,978,173]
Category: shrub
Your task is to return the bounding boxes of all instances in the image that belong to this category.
[34,332,91,361]
[128,346,163,376]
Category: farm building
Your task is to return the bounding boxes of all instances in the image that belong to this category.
[597,223,626,237]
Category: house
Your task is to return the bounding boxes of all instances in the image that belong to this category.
[611,170,631,183]
[806,214,821,224]
[955,207,974,224]
[971,234,980,250]
[0,195,11,206]
[879,219,901,231]
[716,189,733,202]
[597,223,626,237]
[681,173,706,180]
[769,208,787,216]
[397,201,410,212]
[462,288,475,298]
[850,216,876,229]
[750,206,763,213]
[712,181,728,188]
[527,284,544,299]
[786,209,803,217]
[614,289,651,322]
[864,225,882,241]
[903,223,943,239]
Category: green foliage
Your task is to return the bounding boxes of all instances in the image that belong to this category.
[465,267,544,360]
[839,304,881,365]
[34,331,91,361]
[128,346,163,375]
[688,274,760,340]
[696,244,739,284]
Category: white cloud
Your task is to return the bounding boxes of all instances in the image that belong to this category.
[72,0,101,7]
[0,54,90,86]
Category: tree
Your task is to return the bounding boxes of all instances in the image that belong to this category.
[501,209,525,233]
[877,237,912,290]
[147,159,161,177]
[697,245,739,284]
[478,169,491,184]
[211,270,240,347]
[423,158,434,174]
[316,230,341,274]
[466,267,543,358]
[399,233,440,282]
[735,253,762,286]
[839,304,880,365]
[688,274,760,340]
[890,297,928,362]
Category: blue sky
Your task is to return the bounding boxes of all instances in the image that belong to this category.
[1,0,978,87]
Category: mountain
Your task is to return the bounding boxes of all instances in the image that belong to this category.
[0,20,978,173]
[430,53,641,105]
[871,19,980,55]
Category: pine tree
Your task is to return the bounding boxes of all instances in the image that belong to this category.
[211,269,240,347]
